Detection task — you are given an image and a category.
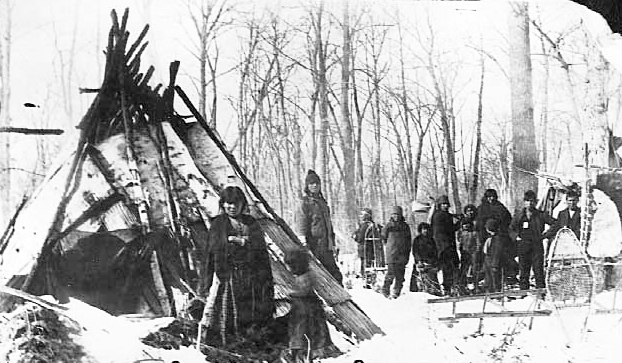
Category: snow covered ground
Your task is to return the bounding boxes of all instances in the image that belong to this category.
[11,282,621,363]
[326,285,622,363]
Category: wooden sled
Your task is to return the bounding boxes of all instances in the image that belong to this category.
[428,288,550,332]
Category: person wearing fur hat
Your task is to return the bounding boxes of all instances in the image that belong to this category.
[510,190,556,290]
[296,170,343,285]
[381,206,412,298]
[431,195,461,296]
[351,208,383,279]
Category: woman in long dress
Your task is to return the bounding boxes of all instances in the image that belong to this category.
[198,186,275,344]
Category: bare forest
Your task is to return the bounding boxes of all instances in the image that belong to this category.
[1,0,620,255]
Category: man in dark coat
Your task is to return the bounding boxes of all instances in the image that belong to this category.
[476,188,517,284]
[510,190,556,290]
[352,208,383,277]
[544,190,581,244]
[381,206,412,298]
[431,195,460,296]
[296,170,343,285]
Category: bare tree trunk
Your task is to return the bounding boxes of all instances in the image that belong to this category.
[470,52,485,204]
[429,132,440,194]
[508,2,538,210]
[340,0,356,229]
[397,22,414,201]
[537,31,550,171]
[430,78,460,212]
[188,0,228,129]
[316,1,329,187]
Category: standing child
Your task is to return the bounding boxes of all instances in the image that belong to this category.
[458,204,478,293]
[482,218,503,293]
[282,247,336,363]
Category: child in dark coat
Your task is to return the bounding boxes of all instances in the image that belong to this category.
[458,204,479,292]
[483,218,503,293]
[410,222,441,295]
[282,247,335,362]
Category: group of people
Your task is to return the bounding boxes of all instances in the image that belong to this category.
[191,169,340,362]
[188,166,581,361]
[351,188,583,298]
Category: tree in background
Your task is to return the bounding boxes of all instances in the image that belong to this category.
[187,0,231,129]
[508,2,538,210]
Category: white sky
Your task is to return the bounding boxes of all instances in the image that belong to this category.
[1,0,618,198]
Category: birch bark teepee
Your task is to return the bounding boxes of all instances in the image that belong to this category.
[0,7,383,346]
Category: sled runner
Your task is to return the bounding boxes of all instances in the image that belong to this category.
[428,288,550,332]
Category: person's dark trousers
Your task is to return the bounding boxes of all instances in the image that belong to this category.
[360,257,365,277]
[439,248,459,293]
[517,240,545,290]
[459,250,473,287]
[409,265,419,292]
[483,258,501,292]
[383,263,405,297]
[501,235,519,284]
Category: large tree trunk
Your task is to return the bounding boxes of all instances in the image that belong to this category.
[340,0,356,229]
[508,2,538,210]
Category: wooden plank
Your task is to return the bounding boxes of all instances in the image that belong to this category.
[427,289,545,304]
[442,310,552,319]
[0,285,69,311]
[0,126,64,135]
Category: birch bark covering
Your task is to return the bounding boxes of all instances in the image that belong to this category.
[186,122,236,191]
[161,122,220,219]
[0,144,122,282]
[59,156,116,231]
[0,152,74,282]
[131,127,172,229]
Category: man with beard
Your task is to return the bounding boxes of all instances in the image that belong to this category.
[476,189,516,286]
[431,195,461,296]
[510,190,556,290]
